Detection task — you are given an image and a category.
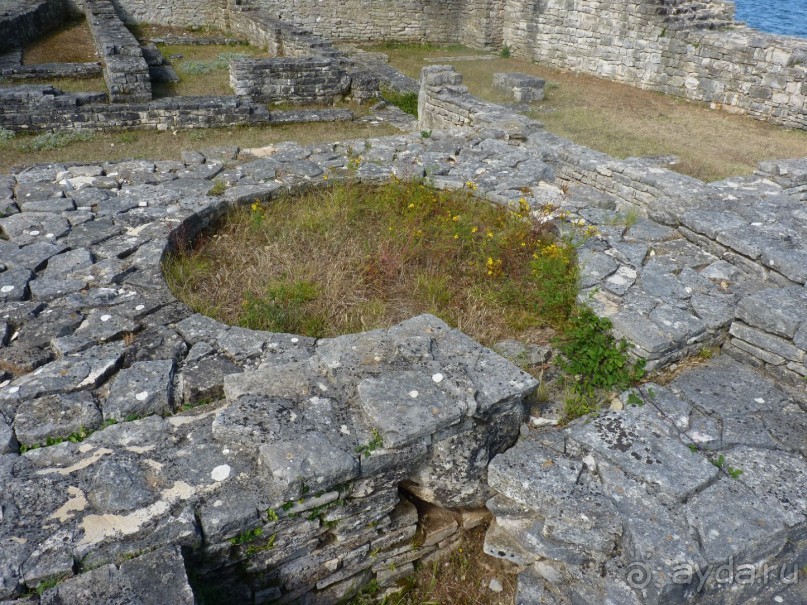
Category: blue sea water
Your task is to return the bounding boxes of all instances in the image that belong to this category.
[733,0,807,38]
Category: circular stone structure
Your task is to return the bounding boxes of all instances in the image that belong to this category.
[0,71,806,603]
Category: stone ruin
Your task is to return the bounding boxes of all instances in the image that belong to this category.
[0,0,806,604]
[0,0,384,134]
[493,72,545,103]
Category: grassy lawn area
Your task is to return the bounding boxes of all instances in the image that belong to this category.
[23,19,98,64]
[164,180,578,346]
[367,44,807,182]
[0,121,398,173]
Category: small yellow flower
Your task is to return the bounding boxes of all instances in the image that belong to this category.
[452,215,460,222]
[323,174,329,180]
[408,203,415,209]
[471,226,478,234]
[486,231,494,239]
[454,234,459,239]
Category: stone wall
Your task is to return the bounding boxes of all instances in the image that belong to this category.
[228,8,348,63]
[0,0,74,53]
[230,57,351,104]
[0,87,353,132]
[84,0,151,103]
[418,65,539,140]
[243,0,467,45]
[64,0,228,29]
[501,0,807,129]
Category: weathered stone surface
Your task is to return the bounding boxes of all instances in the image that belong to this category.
[13,391,102,446]
[40,546,194,605]
[103,359,175,421]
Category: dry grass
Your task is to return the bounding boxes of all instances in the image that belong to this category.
[129,23,230,41]
[163,180,578,346]
[23,19,98,65]
[0,76,108,94]
[368,44,807,182]
[350,525,517,605]
[0,120,397,173]
[152,43,266,97]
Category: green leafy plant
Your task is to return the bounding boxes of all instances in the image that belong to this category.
[355,428,383,457]
[499,45,511,58]
[208,179,227,196]
[712,454,744,479]
[229,526,263,545]
[381,88,418,116]
[556,306,645,398]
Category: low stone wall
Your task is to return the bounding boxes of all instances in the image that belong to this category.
[84,0,151,103]
[0,88,353,132]
[229,8,346,63]
[0,0,73,53]
[416,65,807,373]
[0,62,103,80]
[418,65,539,140]
[230,57,351,104]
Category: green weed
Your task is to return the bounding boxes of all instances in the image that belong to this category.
[381,88,418,116]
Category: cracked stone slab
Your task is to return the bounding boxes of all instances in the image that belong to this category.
[357,370,466,448]
[0,268,33,302]
[39,546,194,605]
[685,478,789,564]
[103,359,175,421]
[566,408,719,501]
[736,286,807,339]
[14,391,102,446]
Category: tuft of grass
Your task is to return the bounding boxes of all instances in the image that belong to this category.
[180,52,252,76]
[499,44,511,58]
[208,179,227,196]
[381,88,419,117]
[0,129,14,144]
[163,180,577,346]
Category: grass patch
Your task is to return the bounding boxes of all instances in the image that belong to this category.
[381,88,418,116]
[152,44,266,97]
[23,19,98,65]
[366,43,807,182]
[1,76,109,94]
[17,131,95,152]
[0,121,397,173]
[163,179,578,345]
